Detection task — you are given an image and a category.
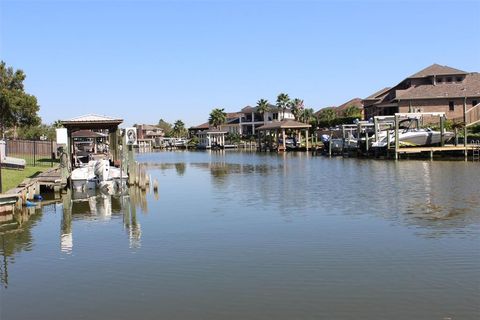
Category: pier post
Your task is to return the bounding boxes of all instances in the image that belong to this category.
[464,97,468,160]
[305,129,309,152]
[440,115,445,147]
[329,130,332,157]
[394,114,400,160]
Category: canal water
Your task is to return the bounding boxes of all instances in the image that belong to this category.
[1,151,479,320]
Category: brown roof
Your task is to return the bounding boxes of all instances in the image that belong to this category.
[408,64,468,79]
[241,104,280,114]
[336,98,363,113]
[190,122,210,130]
[257,119,311,130]
[314,106,335,116]
[226,112,242,119]
[137,124,162,131]
[396,73,480,100]
[241,105,256,113]
[364,87,391,100]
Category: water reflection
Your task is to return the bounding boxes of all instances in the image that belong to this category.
[143,154,480,236]
[0,206,41,288]
[58,187,148,253]
[0,185,150,288]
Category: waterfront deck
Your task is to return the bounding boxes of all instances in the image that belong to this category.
[394,144,479,159]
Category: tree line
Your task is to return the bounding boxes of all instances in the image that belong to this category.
[208,92,363,133]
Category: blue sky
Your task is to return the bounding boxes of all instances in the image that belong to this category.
[1,0,479,127]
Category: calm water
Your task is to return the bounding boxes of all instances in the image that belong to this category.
[1,151,479,320]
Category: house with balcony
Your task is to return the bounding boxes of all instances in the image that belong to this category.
[191,106,297,138]
[239,104,296,136]
[363,64,480,122]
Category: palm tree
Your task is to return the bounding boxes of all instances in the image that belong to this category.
[276,93,290,120]
[291,98,304,121]
[209,108,227,129]
[172,120,186,138]
[52,119,63,128]
[256,99,270,123]
[300,107,314,124]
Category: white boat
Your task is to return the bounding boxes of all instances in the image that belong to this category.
[372,128,454,147]
[71,161,97,191]
[94,159,128,193]
[72,159,127,193]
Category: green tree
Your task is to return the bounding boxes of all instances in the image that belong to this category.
[343,105,362,118]
[157,119,173,136]
[171,120,187,138]
[52,120,64,128]
[317,108,337,128]
[291,98,304,121]
[226,132,241,144]
[276,93,290,120]
[299,107,315,124]
[0,61,41,138]
[209,108,227,129]
[16,123,56,140]
[256,99,270,122]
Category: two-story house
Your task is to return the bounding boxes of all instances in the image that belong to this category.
[363,64,480,121]
[239,104,296,136]
[134,124,165,147]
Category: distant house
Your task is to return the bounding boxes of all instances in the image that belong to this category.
[190,106,296,137]
[134,124,164,147]
[363,64,480,121]
[335,98,364,118]
[315,98,364,119]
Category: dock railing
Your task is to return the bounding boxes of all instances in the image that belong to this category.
[465,102,480,127]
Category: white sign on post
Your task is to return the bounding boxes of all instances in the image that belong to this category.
[125,128,137,146]
[56,128,68,145]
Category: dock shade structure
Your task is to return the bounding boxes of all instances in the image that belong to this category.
[197,129,227,149]
[61,114,123,167]
[256,119,311,151]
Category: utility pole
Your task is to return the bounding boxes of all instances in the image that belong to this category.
[0,158,3,194]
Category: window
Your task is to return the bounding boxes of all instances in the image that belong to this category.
[449,101,455,111]
[473,100,478,107]
[446,77,452,83]
[456,77,463,83]
[437,77,443,84]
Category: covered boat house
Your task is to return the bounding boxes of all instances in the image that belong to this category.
[61,114,123,167]
[256,119,312,152]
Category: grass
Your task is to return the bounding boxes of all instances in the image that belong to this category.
[0,166,51,193]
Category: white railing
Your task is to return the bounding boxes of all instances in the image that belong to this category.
[466,103,480,127]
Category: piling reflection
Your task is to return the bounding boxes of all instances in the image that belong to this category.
[0,206,41,288]
[58,186,148,253]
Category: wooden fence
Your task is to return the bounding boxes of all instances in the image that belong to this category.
[6,139,57,167]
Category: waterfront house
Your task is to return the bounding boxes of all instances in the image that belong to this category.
[363,64,480,121]
[134,124,164,147]
[239,104,296,136]
[335,98,364,117]
[314,98,364,118]
[191,106,296,138]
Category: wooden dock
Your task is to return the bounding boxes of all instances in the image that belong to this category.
[35,167,64,190]
[395,144,479,159]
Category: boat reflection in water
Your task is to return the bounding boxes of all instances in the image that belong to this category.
[60,186,147,254]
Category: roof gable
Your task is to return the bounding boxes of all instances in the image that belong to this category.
[408,64,467,78]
